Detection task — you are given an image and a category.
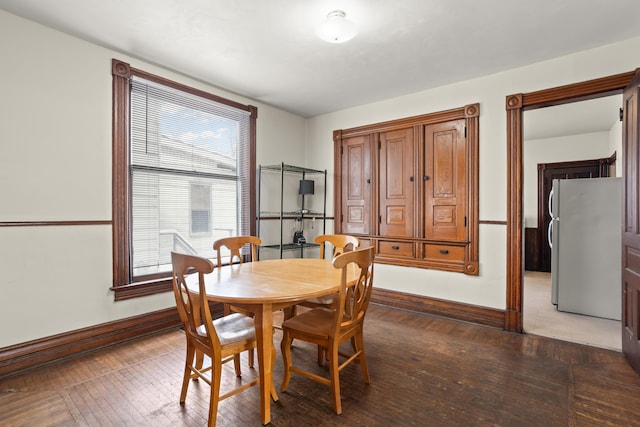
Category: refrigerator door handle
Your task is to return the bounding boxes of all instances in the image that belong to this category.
[548,189,554,217]
[548,220,553,248]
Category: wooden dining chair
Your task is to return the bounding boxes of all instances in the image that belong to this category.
[289,234,360,313]
[213,235,261,267]
[286,234,360,363]
[213,235,262,366]
[280,246,375,415]
[315,234,360,260]
[171,251,259,427]
[306,235,360,307]
[213,236,262,317]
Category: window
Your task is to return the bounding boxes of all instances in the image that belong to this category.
[190,184,211,235]
[111,59,257,300]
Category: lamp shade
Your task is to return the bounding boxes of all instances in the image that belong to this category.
[299,179,315,195]
[316,10,357,44]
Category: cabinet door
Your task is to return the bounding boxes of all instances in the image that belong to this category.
[341,134,373,235]
[379,128,415,237]
[424,119,467,241]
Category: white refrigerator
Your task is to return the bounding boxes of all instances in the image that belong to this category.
[549,177,621,320]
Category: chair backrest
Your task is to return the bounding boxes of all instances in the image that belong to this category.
[171,251,221,349]
[314,234,360,259]
[213,235,262,266]
[331,246,375,335]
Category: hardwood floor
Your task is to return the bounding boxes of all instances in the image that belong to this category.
[1,304,639,426]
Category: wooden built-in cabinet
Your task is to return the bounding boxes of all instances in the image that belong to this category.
[334,104,479,275]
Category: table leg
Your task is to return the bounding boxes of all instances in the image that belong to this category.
[254,303,278,425]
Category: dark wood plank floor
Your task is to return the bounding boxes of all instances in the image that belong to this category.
[1,304,639,426]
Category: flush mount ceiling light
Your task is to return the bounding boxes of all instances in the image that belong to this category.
[316,10,357,44]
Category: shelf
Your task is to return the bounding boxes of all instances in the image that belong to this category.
[259,210,325,217]
[257,162,327,259]
[260,163,325,175]
[261,243,320,251]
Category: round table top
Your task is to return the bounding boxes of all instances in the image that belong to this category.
[186,258,356,304]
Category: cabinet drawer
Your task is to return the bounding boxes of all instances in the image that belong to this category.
[423,244,465,262]
[358,238,373,250]
[378,240,414,257]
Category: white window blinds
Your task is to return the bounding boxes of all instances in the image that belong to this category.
[130,77,251,277]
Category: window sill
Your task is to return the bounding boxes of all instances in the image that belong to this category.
[111,278,173,301]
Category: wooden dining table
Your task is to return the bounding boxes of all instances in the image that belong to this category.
[186,257,357,425]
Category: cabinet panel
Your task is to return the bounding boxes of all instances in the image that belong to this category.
[424,120,467,241]
[379,128,415,237]
[341,135,373,235]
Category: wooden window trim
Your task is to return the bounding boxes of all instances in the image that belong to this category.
[111,59,257,300]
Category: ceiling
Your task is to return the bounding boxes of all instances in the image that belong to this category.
[524,95,622,141]
[1,0,639,138]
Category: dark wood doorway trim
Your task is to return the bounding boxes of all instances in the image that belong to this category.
[505,70,635,332]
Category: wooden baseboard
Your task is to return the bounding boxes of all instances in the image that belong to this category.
[371,288,505,329]
[0,292,503,378]
[0,308,181,379]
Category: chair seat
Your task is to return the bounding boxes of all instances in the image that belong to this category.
[196,312,255,345]
[302,294,336,306]
[282,307,352,339]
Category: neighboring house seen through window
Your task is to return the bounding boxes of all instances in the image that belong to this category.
[190,184,211,235]
[111,59,257,300]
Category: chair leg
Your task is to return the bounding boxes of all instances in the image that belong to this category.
[248,348,254,368]
[208,361,222,427]
[270,344,279,401]
[280,331,293,392]
[194,350,205,379]
[354,331,370,384]
[328,343,342,415]
[317,345,326,365]
[233,354,242,377]
[180,344,195,403]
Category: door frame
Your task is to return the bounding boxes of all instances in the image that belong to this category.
[504,69,636,332]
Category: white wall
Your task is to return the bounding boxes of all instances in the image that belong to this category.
[609,120,623,177]
[523,131,611,227]
[305,35,640,310]
[0,10,307,347]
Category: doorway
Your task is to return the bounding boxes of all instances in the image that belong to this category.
[521,96,622,349]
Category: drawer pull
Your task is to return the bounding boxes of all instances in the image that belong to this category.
[392,245,400,250]
[439,249,449,255]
